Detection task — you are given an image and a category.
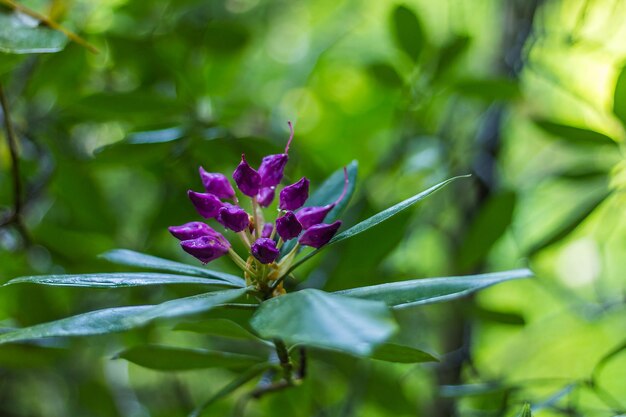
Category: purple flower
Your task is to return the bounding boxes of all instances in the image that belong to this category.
[181,234,230,264]
[258,121,294,187]
[279,177,309,211]
[188,190,223,218]
[296,167,349,229]
[168,222,214,240]
[261,223,274,238]
[199,167,235,200]
[276,211,303,241]
[257,187,275,208]
[251,238,279,264]
[217,203,250,232]
[233,154,261,197]
[298,220,342,249]
[296,205,334,229]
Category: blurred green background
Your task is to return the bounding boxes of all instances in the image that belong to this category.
[1,0,625,416]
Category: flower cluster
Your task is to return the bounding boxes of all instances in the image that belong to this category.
[169,122,348,293]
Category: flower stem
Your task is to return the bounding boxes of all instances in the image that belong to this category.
[228,248,256,277]
[251,196,262,238]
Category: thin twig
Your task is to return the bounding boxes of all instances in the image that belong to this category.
[0,0,99,54]
[0,83,29,243]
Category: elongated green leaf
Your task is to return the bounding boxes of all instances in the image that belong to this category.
[250,289,397,356]
[116,345,261,371]
[0,288,248,345]
[287,175,468,273]
[534,119,617,147]
[391,5,425,62]
[440,382,508,398]
[367,62,404,88]
[189,363,272,417]
[5,272,236,288]
[613,65,626,128]
[332,175,468,245]
[281,161,358,257]
[518,403,532,417]
[527,190,610,256]
[457,191,517,271]
[175,319,262,341]
[0,12,67,54]
[100,249,245,287]
[371,343,437,363]
[336,269,532,309]
[0,344,69,369]
[432,35,471,80]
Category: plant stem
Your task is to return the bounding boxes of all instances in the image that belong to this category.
[251,197,261,237]
[0,83,29,243]
[273,339,293,384]
[228,248,256,277]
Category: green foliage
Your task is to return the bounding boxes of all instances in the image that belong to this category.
[251,289,397,356]
[0,11,67,54]
[337,269,532,308]
[116,345,262,371]
[391,5,425,62]
[0,288,248,344]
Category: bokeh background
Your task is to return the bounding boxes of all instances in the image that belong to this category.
[1,0,625,416]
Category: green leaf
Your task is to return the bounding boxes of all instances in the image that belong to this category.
[335,269,532,309]
[189,363,272,417]
[125,126,186,144]
[371,343,438,363]
[0,288,248,345]
[100,249,245,287]
[455,78,520,101]
[391,5,425,62]
[534,119,617,147]
[367,62,404,88]
[5,272,238,288]
[517,403,532,417]
[432,35,471,80]
[0,343,69,369]
[613,65,626,128]
[457,191,517,271]
[0,12,67,54]
[527,190,611,256]
[250,289,397,356]
[175,319,262,341]
[288,175,468,272]
[331,175,468,246]
[116,345,261,371]
[280,161,358,257]
[440,382,508,398]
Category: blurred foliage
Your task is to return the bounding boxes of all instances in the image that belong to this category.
[0,0,625,416]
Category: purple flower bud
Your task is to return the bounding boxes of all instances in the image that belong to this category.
[298,220,342,249]
[188,190,223,218]
[258,121,295,187]
[199,167,235,200]
[275,211,303,241]
[279,177,309,211]
[261,223,274,238]
[296,166,349,229]
[168,221,213,240]
[217,203,250,232]
[296,205,334,229]
[180,235,230,264]
[259,154,288,187]
[257,187,275,208]
[251,238,279,264]
[232,154,261,197]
